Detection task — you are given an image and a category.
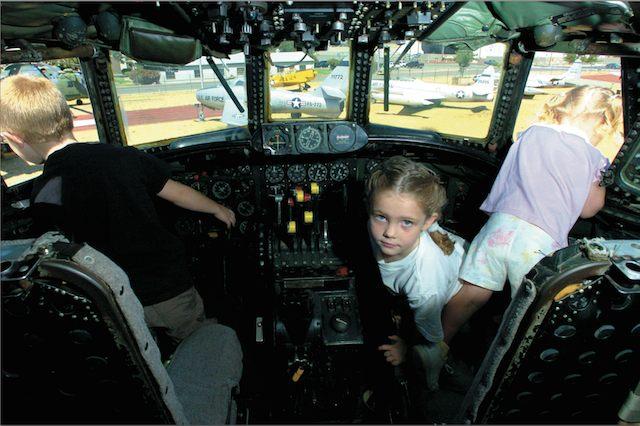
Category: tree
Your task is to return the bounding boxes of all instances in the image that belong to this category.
[455,49,474,77]
[49,58,80,70]
[128,68,160,84]
[582,54,599,64]
[564,53,578,64]
[327,58,342,69]
[277,41,296,52]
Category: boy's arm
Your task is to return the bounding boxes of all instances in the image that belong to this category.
[580,181,606,219]
[157,179,236,228]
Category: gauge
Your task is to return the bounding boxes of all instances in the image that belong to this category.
[211,180,232,200]
[237,180,253,195]
[329,162,350,181]
[287,164,307,183]
[265,165,285,184]
[190,181,203,193]
[237,165,251,175]
[366,159,380,174]
[307,163,328,182]
[237,201,255,217]
[265,128,290,153]
[191,177,209,196]
[329,124,356,152]
[238,221,255,235]
[296,126,322,153]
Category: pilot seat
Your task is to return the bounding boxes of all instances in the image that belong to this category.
[1,232,242,424]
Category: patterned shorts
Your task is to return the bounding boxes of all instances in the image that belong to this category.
[459,212,559,296]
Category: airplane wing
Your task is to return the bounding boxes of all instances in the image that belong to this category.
[523,86,546,97]
[371,89,444,106]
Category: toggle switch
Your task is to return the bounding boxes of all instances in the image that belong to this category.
[287,221,297,234]
[304,211,313,224]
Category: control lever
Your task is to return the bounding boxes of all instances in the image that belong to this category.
[268,187,284,225]
[322,219,331,252]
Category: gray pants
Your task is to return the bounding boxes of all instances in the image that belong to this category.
[143,286,213,341]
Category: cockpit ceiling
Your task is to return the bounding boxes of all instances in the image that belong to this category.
[1,1,636,61]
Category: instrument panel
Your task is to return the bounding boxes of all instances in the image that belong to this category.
[264,160,352,185]
[259,121,368,156]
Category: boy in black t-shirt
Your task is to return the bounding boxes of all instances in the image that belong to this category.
[0,75,236,342]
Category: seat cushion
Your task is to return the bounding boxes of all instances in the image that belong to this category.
[167,324,243,425]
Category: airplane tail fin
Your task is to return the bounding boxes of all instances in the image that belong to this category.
[471,71,495,97]
[482,66,496,77]
[318,66,349,94]
[564,60,582,80]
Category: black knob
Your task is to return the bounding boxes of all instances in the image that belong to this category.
[330,314,350,333]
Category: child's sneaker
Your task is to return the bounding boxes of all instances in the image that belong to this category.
[411,341,449,392]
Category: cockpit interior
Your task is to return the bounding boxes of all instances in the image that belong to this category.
[1,1,639,424]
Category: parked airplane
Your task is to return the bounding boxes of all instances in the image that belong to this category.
[270,68,316,90]
[475,65,545,98]
[370,68,495,114]
[196,66,349,125]
[0,62,89,104]
[475,61,582,99]
[527,59,582,88]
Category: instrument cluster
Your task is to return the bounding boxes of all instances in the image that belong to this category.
[264,160,352,186]
[174,165,258,236]
[259,121,368,156]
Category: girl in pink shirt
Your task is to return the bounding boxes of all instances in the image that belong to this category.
[441,86,623,345]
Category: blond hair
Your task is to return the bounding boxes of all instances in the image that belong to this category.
[0,75,74,144]
[538,85,622,145]
[366,156,454,254]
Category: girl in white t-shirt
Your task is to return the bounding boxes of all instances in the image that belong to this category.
[366,156,467,391]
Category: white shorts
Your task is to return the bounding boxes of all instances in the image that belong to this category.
[459,212,558,296]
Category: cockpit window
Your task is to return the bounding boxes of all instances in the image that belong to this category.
[0,59,95,187]
[267,41,350,121]
[109,51,247,148]
[368,41,506,142]
[513,53,623,162]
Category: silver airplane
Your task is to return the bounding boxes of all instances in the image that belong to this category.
[370,68,495,114]
[196,66,350,125]
[527,59,582,88]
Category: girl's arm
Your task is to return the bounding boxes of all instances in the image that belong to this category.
[581,181,606,219]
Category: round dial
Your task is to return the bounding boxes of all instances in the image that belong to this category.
[265,165,284,184]
[190,180,207,196]
[329,162,350,181]
[308,163,328,182]
[287,164,306,183]
[211,180,232,200]
[237,165,251,175]
[296,126,322,153]
[366,159,381,174]
[237,200,255,217]
[265,128,289,153]
[239,221,255,235]
[329,124,356,152]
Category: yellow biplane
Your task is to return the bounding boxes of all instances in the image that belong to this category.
[270,68,316,90]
